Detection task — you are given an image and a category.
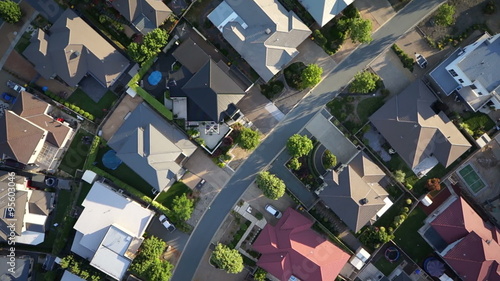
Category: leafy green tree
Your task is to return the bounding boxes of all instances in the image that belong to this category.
[349,71,380,93]
[172,193,194,222]
[143,28,169,52]
[323,150,337,169]
[301,64,323,88]
[394,170,406,183]
[287,157,301,170]
[130,236,169,277]
[347,18,373,43]
[127,42,148,63]
[254,268,267,281]
[0,0,21,24]
[147,259,174,281]
[236,127,260,150]
[60,255,74,269]
[256,171,286,200]
[286,134,313,158]
[211,243,244,274]
[435,4,455,26]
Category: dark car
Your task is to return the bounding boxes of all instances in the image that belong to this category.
[2,158,26,170]
[1,92,16,104]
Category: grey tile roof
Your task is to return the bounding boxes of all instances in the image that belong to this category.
[111,0,172,34]
[369,80,471,169]
[429,49,460,95]
[172,38,210,74]
[23,9,130,88]
[320,152,389,232]
[0,182,28,240]
[297,0,354,26]
[208,0,311,82]
[108,103,197,192]
[28,190,51,216]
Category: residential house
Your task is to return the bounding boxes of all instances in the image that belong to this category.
[61,271,85,281]
[0,91,73,170]
[208,0,311,82]
[0,179,54,245]
[108,102,197,193]
[0,255,32,281]
[369,80,471,176]
[297,0,354,27]
[253,207,350,281]
[170,38,246,123]
[23,9,130,88]
[430,33,500,112]
[318,152,392,232]
[419,196,500,281]
[70,181,155,280]
[110,0,172,34]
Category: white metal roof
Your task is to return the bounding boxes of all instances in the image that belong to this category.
[82,170,98,184]
[61,270,86,281]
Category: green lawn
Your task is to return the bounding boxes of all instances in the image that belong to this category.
[393,208,433,264]
[374,256,401,276]
[58,130,93,176]
[95,146,155,197]
[37,190,72,250]
[67,89,118,119]
[77,182,93,205]
[409,164,446,196]
[155,181,191,207]
[462,112,495,136]
[357,96,385,123]
[374,197,409,228]
[15,32,32,53]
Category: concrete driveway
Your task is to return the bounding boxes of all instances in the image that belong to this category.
[370,48,416,95]
[146,215,189,264]
[236,87,279,136]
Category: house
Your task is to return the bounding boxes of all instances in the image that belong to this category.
[297,0,354,27]
[0,91,73,170]
[319,152,392,232]
[252,208,350,281]
[61,270,85,281]
[70,181,155,280]
[0,179,54,245]
[0,255,32,281]
[23,9,130,88]
[208,0,311,82]
[170,38,245,123]
[419,196,500,281]
[369,80,471,176]
[107,102,197,193]
[110,0,172,34]
[430,33,500,112]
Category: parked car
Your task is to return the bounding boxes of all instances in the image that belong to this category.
[1,92,16,104]
[265,204,282,218]
[159,215,176,232]
[415,53,428,68]
[2,158,26,170]
[7,80,26,93]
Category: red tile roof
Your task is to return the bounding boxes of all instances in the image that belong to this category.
[253,208,350,281]
[444,232,500,281]
[430,197,494,244]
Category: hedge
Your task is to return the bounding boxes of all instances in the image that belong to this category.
[131,84,173,120]
[391,44,414,72]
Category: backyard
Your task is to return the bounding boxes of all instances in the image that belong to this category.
[95,145,156,197]
[58,130,94,176]
[327,95,386,133]
[459,111,496,137]
[67,89,118,120]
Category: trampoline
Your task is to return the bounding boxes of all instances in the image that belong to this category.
[102,150,122,170]
[424,257,445,277]
[385,246,400,262]
[148,71,162,86]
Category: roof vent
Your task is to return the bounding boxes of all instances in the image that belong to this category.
[360,198,368,205]
[265,28,271,34]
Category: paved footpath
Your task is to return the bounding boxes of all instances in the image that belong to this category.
[171,0,445,279]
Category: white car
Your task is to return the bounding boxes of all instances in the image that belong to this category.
[265,204,282,218]
[159,215,176,232]
[415,53,428,68]
[7,80,26,93]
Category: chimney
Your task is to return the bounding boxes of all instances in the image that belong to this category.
[265,28,271,35]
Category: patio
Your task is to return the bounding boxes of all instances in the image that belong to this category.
[198,122,231,151]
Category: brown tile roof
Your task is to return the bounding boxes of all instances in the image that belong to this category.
[0,111,45,163]
[369,80,471,169]
[253,208,350,281]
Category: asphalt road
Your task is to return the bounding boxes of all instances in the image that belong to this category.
[171,0,445,279]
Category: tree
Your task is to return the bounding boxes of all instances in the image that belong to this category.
[287,157,301,170]
[347,18,373,43]
[435,4,455,26]
[211,243,244,274]
[322,150,337,169]
[393,170,406,183]
[147,259,174,281]
[349,71,380,94]
[426,178,441,191]
[143,28,169,52]
[172,193,194,222]
[236,127,260,150]
[301,64,323,88]
[286,134,313,158]
[256,171,286,200]
[0,0,21,24]
[130,236,172,279]
[127,42,148,63]
[254,268,267,281]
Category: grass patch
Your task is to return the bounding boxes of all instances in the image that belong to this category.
[461,112,495,137]
[67,89,118,120]
[357,96,385,123]
[15,31,32,53]
[95,146,155,197]
[58,130,93,176]
[155,181,191,207]
[393,208,433,264]
[374,197,408,228]
[374,256,401,276]
[77,182,92,206]
[410,164,446,196]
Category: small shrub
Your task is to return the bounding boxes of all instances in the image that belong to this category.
[313,29,327,46]
[483,1,496,14]
[406,198,412,205]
